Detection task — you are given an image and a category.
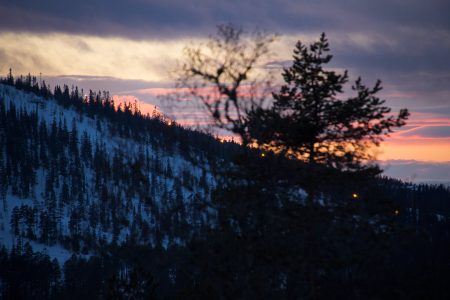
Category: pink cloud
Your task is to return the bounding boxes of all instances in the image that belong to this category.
[112,95,160,116]
[136,85,271,99]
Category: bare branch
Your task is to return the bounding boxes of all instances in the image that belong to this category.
[171,24,277,145]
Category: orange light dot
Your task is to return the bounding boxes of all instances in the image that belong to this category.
[352,193,359,199]
[394,209,400,215]
[261,153,265,157]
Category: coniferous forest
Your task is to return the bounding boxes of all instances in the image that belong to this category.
[1,66,450,300]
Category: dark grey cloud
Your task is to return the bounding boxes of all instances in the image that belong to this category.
[331,0,450,31]
[0,0,448,38]
[0,0,207,38]
[413,105,450,116]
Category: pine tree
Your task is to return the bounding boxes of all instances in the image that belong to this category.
[70,119,79,156]
[246,33,409,171]
[6,68,14,85]
[80,131,92,163]
[10,207,20,235]
[0,148,7,211]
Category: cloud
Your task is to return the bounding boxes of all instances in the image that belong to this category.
[396,126,450,139]
[1,1,449,109]
[1,0,449,40]
[42,75,168,94]
[0,32,195,82]
[0,0,334,38]
[379,136,450,162]
[380,160,450,186]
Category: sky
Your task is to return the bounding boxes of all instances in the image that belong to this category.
[0,0,449,184]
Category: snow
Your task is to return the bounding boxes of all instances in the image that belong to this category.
[0,84,217,262]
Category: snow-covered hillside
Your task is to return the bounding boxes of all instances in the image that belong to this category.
[2,80,450,300]
[0,84,226,262]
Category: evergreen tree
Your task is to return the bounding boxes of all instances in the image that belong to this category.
[80,131,92,163]
[246,33,409,171]
[6,68,14,85]
[0,148,7,211]
[70,119,79,156]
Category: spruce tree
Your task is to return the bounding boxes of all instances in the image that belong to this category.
[246,33,409,171]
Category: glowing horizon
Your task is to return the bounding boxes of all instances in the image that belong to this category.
[110,90,450,162]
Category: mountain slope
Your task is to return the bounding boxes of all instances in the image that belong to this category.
[1,80,450,299]
[0,83,235,261]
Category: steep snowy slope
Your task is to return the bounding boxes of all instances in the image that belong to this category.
[0,83,230,261]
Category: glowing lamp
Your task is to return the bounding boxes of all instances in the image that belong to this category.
[352,193,359,199]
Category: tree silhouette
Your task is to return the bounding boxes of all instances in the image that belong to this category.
[247,33,409,171]
[176,24,277,145]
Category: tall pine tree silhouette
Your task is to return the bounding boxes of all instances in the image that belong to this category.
[247,33,409,171]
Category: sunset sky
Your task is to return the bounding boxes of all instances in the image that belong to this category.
[0,0,449,184]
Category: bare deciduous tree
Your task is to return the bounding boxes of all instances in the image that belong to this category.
[174,24,277,145]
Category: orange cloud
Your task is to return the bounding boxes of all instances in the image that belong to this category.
[379,138,450,162]
[376,109,450,162]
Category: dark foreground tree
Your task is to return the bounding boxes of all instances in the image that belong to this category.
[246,33,409,170]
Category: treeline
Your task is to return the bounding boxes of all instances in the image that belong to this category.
[0,69,240,159]
[0,242,157,300]
[381,177,450,219]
